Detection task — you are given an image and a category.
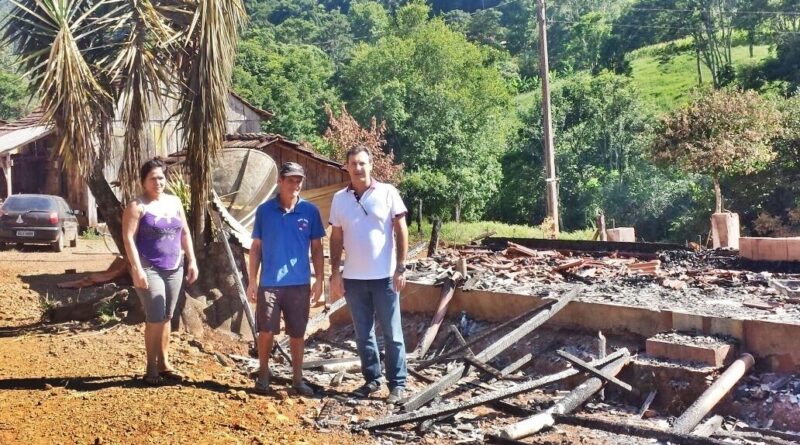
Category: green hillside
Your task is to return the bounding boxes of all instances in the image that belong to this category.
[629,44,770,114]
[515,44,771,117]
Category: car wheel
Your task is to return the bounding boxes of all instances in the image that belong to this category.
[52,232,65,253]
[69,231,78,248]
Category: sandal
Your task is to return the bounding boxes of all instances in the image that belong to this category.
[253,376,271,394]
[143,374,164,386]
[159,369,185,382]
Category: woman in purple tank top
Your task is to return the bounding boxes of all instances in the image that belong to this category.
[122,158,199,385]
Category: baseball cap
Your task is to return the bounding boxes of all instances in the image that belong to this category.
[279,162,305,177]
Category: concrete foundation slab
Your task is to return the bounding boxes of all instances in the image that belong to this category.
[378,282,800,372]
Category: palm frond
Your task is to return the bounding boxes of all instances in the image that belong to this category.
[110,0,182,203]
[176,0,247,241]
[4,0,116,176]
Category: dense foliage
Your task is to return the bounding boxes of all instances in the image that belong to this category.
[2,0,797,241]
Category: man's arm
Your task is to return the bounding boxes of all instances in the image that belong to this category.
[329,226,345,300]
[247,239,262,301]
[310,238,324,303]
[392,215,408,292]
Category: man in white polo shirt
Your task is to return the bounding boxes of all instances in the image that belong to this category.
[329,145,409,404]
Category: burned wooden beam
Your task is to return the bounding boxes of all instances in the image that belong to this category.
[413,272,462,358]
[500,353,533,378]
[413,300,566,371]
[638,390,657,418]
[482,237,688,255]
[496,353,632,439]
[735,425,800,443]
[550,414,733,445]
[428,217,442,257]
[361,348,626,431]
[692,415,723,437]
[301,356,360,370]
[463,354,506,380]
[402,287,580,411]
[556,349,634,393]
[671,353,755,434]
[211,210,258,344]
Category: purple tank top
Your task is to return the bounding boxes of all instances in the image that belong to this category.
[135,201,183,270]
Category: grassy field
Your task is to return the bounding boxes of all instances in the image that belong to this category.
[514,44,772,116]
[629,44,770,114]
[407,220,594,248]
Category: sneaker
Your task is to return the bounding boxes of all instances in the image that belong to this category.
[386,387,405,405]
[351,380,381,398]
[293,381,315,397]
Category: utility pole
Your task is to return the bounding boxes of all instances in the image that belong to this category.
[536,0,559,236]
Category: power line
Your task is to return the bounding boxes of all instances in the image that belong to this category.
[549,18,800,35]
[626,7,800,16]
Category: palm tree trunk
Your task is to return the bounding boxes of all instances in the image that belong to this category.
[87,161,125,254]
[713,176,723,214]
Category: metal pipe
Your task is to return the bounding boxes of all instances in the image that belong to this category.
[671,353,755,435]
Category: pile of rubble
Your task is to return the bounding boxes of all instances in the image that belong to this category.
[407,242,800,322]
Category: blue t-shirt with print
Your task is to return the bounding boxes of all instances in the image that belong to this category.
[252,197,325,286]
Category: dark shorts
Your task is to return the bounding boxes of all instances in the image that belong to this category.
[256,285,311,338]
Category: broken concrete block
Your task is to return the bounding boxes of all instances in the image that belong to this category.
[646,332,735,367]
[740,237,790,262]
[711,212,739,249]
[788,238,800,262]
[606,227,635,242]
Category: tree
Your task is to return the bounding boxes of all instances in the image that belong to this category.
[490,72,674,234]
[0,69,28,121]
[348,0,390,42]
[466,9,507,49]
[322,104,403,184]
[651,89,783,214]
[233,30,339,143]
[342,2,514,221]
[558,12,612,73]
[3,0,246,248]
[683,0,741,88]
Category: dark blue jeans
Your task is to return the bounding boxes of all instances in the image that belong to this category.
[344,277,407,390]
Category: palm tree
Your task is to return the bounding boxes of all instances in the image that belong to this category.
[2,0,246,249]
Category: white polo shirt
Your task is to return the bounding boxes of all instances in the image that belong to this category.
[329,180,408,280]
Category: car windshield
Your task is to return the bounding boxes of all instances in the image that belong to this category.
[2,196,57,212]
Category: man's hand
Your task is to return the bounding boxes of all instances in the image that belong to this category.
[132,267,149,289]
[393,270,406,293]
[310,278,324,305]
[185,259,199,284]
[329,272,345,301]
[246,282,258,303]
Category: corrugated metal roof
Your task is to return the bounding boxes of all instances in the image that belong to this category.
[224,133,344,169]
[0,109,47,137]
[229,91,274,120]
[0,110,52,155]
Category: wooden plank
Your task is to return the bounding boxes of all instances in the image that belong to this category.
[413,273,462,357]
[402,287,579,411]
[556,349,634,393]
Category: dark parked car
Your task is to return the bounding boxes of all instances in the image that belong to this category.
[0,194,81,252]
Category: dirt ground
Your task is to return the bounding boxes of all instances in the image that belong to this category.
[0,239,360,445]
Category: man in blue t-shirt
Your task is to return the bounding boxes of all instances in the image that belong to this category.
[247,162,325,396]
